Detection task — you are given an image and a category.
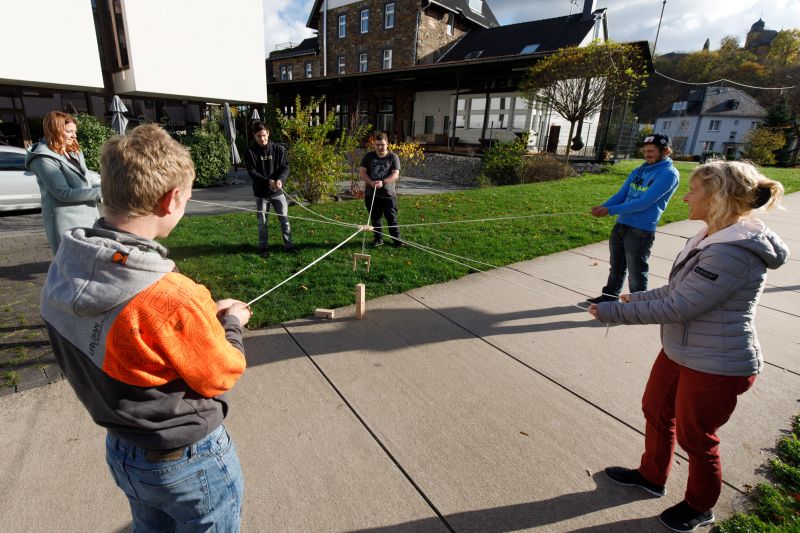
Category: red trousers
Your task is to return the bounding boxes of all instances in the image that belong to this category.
[638,350,756,511]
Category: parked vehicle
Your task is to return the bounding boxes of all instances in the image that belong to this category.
[0,145,40,212]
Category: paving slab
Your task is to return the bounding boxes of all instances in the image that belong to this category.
[285,295,739,532]
[232,326,446,532]
[404,263,800,498]
[0,381,130,533]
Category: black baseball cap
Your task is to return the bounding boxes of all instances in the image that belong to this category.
[639,133,671,147]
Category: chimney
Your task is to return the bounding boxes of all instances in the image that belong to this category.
[582,0,596,21]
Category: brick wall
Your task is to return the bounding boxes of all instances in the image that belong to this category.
[319,0,417,75]
[270,54,320,82]
[416,4,466,65]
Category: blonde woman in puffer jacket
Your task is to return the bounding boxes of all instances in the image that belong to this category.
[588,160,790,533]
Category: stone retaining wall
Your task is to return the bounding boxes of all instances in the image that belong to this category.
[404,152,482,186]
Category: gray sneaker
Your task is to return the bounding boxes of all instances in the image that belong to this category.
[604,466,666,497]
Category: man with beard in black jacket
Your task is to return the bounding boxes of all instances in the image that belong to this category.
[244,122,296,258]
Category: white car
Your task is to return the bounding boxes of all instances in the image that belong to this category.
[0,145,40,212]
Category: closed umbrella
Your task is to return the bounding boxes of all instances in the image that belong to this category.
[251,108,260,121]
[109,95,129,135]
[223,102,242,184]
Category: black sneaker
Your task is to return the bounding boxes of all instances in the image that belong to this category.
[284,246,298,254]
[587,294,619,304]
[259,249,269,259]
[659,501,714,532]
[604,466,666,497]
[372,240,384,248]
[392,240,405,247]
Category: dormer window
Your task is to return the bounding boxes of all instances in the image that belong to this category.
[468,0,482,14]
[464,50,484,60]
[520,44,540,54]
[727,99,740,110]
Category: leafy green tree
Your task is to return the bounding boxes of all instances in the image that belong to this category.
[187,120,230,187]
[768,29,800,68]
[520,41,649,162]
[75,113,115,172]
[278,95,371,204]
[742,127,786,166]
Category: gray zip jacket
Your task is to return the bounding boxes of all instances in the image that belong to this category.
[596,218,790,376]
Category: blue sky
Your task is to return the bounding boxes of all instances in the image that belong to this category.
[262,0,800,58]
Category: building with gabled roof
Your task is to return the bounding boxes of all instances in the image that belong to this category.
[654,86,767,158]
[267,0,646,156]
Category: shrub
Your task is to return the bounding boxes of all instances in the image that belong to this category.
[187,120,230,187]
[278,96,344,204]
[480,136,528,185]
[519,154,577,183]
[76,113,115,172]
[743,127,786,166]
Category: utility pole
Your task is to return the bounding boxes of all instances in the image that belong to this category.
[653,0,667,56]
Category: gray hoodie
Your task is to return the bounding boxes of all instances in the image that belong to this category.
[42,222,246,449]
[596,218,790,376]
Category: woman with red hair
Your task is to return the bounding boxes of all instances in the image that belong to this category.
[25,111,102,252]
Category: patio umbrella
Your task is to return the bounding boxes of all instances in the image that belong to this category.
[109,95,129,135]
[223,102,242,183]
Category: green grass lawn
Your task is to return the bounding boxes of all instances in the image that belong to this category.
[164,160,798,328]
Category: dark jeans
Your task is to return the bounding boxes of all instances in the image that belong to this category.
[256,195,292,250]
[602,223,656,296]
[364,194,400,243]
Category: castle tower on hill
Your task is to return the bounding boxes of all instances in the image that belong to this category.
[745,18,778,60]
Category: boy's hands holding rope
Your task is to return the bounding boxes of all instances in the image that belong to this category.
[216,299,253,326]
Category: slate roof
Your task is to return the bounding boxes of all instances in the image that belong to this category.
[306,0,499,29]
[269,37,319,60]
[658,87,767,118]
[430,0,499,28]
[439,11,602,62]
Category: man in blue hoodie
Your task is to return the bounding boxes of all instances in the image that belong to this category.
[587,134,680,304]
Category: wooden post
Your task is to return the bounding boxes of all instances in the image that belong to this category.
[355,283,366,319]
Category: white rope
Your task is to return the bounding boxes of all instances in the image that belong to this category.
[390,211,587,228]
[362,191,378,254]
[390,234,591,313]
[654,69,796,91]
[279,187,353,227]
[188,199,359,228]
[246,228,364,307]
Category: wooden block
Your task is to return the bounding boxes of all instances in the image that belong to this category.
[355,283,366,320]
[353,253,371,272]
[314,308,335,319]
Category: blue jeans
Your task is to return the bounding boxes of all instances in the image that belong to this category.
[256,194,292,250]
[602,223,656,297]
[105,424,244,533]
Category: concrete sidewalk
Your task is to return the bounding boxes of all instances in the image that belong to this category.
[0,194,797,532]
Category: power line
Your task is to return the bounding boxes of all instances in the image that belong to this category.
[653,69,797,91]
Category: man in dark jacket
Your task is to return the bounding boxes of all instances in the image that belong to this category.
[244,122,295,258]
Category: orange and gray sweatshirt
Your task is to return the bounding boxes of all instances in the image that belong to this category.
[41,221,246,450]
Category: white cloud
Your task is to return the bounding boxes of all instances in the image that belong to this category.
[263,0,316,57]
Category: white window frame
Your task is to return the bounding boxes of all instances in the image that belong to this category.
[662,120,671,131]
[305,62,312,78]
[280,66,287,80]
[382,49,392,69]
[337,56,345,74]
[359,53,367,72]
[286,66,293,80]
[702,140,715,151]
[338,14,346,38]
[360,9,369,33]
[708,120,721,131]
[384,3,395,29]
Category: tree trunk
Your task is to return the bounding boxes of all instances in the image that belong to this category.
[565,120,576,164]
